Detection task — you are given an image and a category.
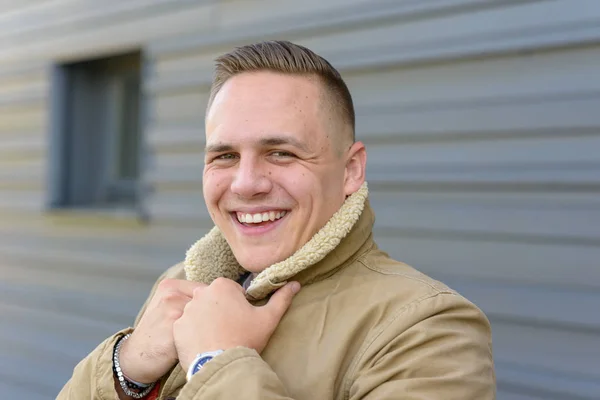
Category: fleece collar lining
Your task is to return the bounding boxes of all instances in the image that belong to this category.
[184,182,369,300]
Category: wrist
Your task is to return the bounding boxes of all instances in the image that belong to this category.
[118,336,160,385]
[113,334,157,398]
[113,375,139,400]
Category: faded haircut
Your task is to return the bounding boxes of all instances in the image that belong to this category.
[207,40,356,143]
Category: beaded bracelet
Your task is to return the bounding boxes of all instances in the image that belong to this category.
[112,333,156,399]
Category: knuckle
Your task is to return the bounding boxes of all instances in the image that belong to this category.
[211,277,238,292]
[166,306,184,320]
[157,278,176,292]
[192,286,205,297]
[161,291,181,303]
[211,277,229,287]
[157,293,186,312]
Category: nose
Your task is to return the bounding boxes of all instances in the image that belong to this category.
[230,156,272,199]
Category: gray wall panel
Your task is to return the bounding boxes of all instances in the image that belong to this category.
[0,0,598,398]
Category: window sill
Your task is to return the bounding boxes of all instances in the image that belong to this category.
[44,205,149,228]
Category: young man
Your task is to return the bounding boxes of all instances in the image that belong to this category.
[58,41,496,399]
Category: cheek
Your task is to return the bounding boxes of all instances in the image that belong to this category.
[203,169,228,203]
[275,170,318,201]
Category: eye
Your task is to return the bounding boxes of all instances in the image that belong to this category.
[270,151,295,158]
[207,153,238,164]
[216,153,237,159]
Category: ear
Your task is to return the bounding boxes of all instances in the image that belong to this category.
[343,141,367,196]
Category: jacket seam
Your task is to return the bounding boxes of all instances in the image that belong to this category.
[191,355,264,399]
[345,239,376,275]
[94,337,111,400]
[358,258,447,292]
[303,237,376,287]
[342,290,455,400]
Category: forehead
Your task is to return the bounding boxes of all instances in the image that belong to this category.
[210,71,323,112]
[205,72,325,142]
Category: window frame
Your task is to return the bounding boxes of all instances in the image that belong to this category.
[46,50,149,220]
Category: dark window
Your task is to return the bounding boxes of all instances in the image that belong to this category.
[49,52,142,209]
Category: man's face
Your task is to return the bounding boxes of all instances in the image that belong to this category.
[203,71,363,272]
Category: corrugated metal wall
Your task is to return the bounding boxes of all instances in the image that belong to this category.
[0,1,598,399]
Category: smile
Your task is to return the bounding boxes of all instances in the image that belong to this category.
[236,210,287,224]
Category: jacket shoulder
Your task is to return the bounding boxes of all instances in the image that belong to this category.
[160,261,187,280]
[345,248,496,399]
[350,243,491,328]
[356,243,456,296]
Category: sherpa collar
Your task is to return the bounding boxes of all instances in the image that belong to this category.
[184,182,371,300]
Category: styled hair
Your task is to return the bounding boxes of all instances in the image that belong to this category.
[207,40,355,141]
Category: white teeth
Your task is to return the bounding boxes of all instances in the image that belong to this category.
[237,210,287,224]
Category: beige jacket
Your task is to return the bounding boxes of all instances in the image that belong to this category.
[58,183,496,399]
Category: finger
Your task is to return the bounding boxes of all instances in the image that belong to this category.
[232,281,245,294]
[210,277,245,294]
[174,280,207,297]
[263,281,301,321]
[170,296,193,317]
[158,278,206,298]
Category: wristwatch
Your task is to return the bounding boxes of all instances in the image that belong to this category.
[186,350,224,381]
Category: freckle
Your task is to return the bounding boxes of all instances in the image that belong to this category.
[268,171,272,175]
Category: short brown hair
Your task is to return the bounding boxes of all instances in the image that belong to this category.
[207,40,355,142]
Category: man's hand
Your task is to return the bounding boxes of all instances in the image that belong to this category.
[173,277,301,371]
[118,279,206,384]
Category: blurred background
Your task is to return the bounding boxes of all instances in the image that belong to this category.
[1,0,599,399]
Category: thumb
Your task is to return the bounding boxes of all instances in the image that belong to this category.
[264,281,301,321]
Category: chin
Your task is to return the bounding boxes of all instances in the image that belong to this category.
[234,250,287,273]
[238,258,272,273]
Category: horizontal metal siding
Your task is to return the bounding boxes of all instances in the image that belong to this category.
[142,1,600,398]
[146,1,600,396]
[0,1,217,398]
[0,0,598,398]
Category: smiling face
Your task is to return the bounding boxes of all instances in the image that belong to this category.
[203,71,366,272]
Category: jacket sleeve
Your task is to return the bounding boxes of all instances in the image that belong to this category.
[175,291,495,400]
[56,267,173,400]
[177,347,293,400]
[347,291,496,400]
[56,328,133,400]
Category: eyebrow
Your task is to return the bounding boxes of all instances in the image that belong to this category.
[259,136,311,153]
[205,135,311,154]
[205,143,234,153]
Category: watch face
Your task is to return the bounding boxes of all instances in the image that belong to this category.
[198,356,213,367]
[188,351,225,382]
[192,356,213,375]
